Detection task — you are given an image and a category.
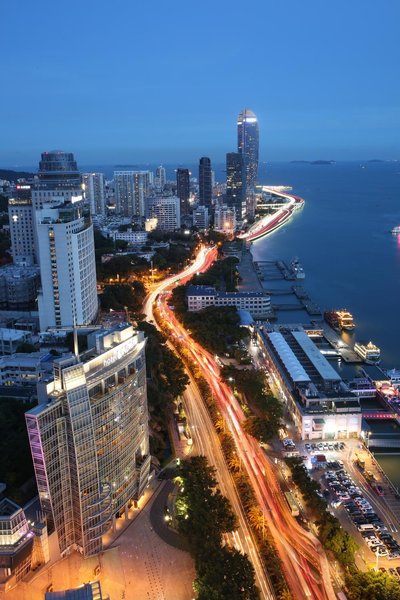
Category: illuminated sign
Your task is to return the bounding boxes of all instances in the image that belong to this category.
[103,337,136,368]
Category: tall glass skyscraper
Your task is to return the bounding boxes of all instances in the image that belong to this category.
[226,152,244,222]
[198,157,212,207]
[237,108,259,194]
[176,168,190,215]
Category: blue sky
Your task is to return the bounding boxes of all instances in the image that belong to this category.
[1,0,399,165]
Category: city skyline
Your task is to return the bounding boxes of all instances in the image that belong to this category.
[1,1,399,164]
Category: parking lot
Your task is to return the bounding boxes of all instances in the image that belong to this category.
[280,435,400,575]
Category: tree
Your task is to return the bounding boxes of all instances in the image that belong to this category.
[345,570,400,600]
[15,342,37,353]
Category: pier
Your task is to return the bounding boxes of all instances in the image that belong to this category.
[321,323,362,363]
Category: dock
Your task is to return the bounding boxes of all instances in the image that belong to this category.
[321,324,362,363]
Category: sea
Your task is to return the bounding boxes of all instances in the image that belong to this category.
[250,161,400,486]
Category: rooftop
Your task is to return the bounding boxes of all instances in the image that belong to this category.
[267,331,311,383]
[291,331,341,382]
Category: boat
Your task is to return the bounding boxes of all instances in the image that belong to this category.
[324,309,355,331]
[290,257,305,279]
[354,341,381,365]
[391,225,400,234]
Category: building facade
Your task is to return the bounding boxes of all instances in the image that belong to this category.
[146,195,180,231]
[214,204,236,234]
[186,285,271,318]
[193,205,209,230]
[36,200,98,331]
[8,199,36,266]
[226,152,245,221]
[0,265,40,310]
[237,108,259,196]
[114,171,151,218]
[82,173,106,215]
[257,326,362,440]
[25,324,151,557]
[176,168,190,216]
[198,157,212,208]
[155,165,166,191]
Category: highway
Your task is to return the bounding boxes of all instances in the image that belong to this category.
[143,244,274,599]
[144,245,336,599]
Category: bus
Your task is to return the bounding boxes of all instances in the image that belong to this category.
[284,491,300,517]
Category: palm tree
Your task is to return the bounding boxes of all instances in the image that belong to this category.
[228,452,241,472]
[248,506,267,540]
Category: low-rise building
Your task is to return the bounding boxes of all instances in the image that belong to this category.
[193,205,209,230]
[0,328,33,355]
[110,229,148,245]
[0,498,49,592]
[145,196,180,231]
[257,325,362,440]
[186,284,271,318]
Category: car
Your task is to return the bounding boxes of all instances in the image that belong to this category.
[311,443,317,450]
[328,443,334,451]
[305,443,311,451]
[389,568,398,577]
[334,443,339,450]
[379,567,387,573]
[317,443,324,451]
[339,443,345,450]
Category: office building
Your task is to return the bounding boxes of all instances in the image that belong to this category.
[198,157,212,207]
[114,171,151,217]
[226,152,245,221]
[257,325,362,440]
[214,204,236,234]
[193,205,209,230]
[25,324,150,557]
[146,195,180,231]
[176,168,190,216]
[237,108,259,195]
[36,199,98,331]
[155,165,166,191]
[37,151,81,188]
[8,199,36,266]
[82,173,106,215]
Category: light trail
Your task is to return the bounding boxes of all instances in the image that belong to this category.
[156,287,337,600]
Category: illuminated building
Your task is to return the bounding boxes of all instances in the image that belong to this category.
[146,195,180,231]
[114,171,151,217]
[82,173,106,215]
[214,204,236,234]
[186,285,271,318]
[36,199,98,330]
[45,581,107,599]
[0,497,49,590]
[25,324,150,557]
[176,168,190,215]
[198,157,212,208]
[193,205,209,230]
[237,108,259,195]
[226,152,245,221]
[257,325,362,440]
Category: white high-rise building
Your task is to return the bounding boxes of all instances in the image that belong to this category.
[114,171,151,217]
[82,172,106,215]
[193,205,209,230]
[155,165,166,191]
[36,200,98,331]
[8,199,36,266]
[25,324,150,557]
[146,195,180,231]
[214,204,236,234]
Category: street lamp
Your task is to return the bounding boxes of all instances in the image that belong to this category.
[228,376,236,393]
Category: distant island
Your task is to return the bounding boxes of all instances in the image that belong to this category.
[0,168,34,181]
[290,160,336,165]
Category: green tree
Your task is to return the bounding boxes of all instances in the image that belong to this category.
[345,570,400,600]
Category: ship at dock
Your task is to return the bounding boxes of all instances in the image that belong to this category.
[354,341,381,365]
[324,309,355,332]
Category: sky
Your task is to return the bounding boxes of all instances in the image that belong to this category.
[1,0,400,166]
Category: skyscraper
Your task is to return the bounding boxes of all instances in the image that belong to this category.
[198,157,212,207]
[237,108,259,195]
[38,151,81,188]
[26,324,150,557]
[226,152,244,222]
[176,168,190,216]
[82,172,106,215]
[36,199,98,330]
[155,165,166,191]
[114,171,151,217]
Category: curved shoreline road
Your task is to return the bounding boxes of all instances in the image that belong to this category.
[143,245,275,600]
[238,189,304,243]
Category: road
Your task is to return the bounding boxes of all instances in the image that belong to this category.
[147,245,337,600]
[143,245,274,599]
[157,302,336,600]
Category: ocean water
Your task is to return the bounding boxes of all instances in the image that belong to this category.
[251,161,400,369]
